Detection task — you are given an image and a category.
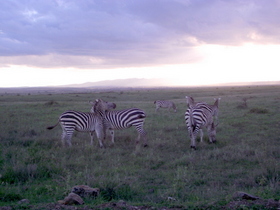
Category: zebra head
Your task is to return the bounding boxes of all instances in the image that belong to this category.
[213,98,221,108]
[208,122,218,143]
[89,99,116,113]
[108,102,117,109]
[185,96,195,108]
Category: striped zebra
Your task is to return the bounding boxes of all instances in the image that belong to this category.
[186,96,220,123]
[185,105,218,150]
[47,99,111,148]
[90,103,147,146]
[154,100,177,112]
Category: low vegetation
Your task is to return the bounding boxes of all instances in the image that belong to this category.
[0,85,279,209]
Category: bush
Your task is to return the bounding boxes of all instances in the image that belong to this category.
[44,100,59,106]
[249,107,269,114]
[0,191,22,202]
[1,164,60,184]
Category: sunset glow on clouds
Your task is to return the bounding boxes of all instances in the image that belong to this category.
[1,0,280,87]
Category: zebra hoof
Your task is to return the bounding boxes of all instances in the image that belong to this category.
[143,144,148,148]
[190,146,197,150]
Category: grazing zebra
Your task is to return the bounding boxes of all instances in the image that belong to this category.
[154,100,177,112]
[47,99,111,148]
[185,105,217,150]
[186,96,221,122]
[89,102,147,146]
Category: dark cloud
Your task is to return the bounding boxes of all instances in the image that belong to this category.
[1,0,280,68]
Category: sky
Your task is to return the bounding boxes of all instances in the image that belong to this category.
[1,0,280,87]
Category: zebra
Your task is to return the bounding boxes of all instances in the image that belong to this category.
[185,105,218,150]
[186,96,220,123]
[47,99,111,148]
[154,100,177,112]
[89,102,147,146]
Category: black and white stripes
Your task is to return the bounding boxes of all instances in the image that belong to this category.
[154,100,177,112]
[185,96,220,149]
[47,96,220,150]
[47,99,111,148]
[90,105,147,146]
[186,96,220,123]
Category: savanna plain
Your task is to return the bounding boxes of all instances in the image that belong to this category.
[0,85,279,209]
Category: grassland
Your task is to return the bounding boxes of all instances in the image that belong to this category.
[0,85,279,209]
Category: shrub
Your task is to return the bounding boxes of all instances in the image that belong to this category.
[0,164,61,184]
[249,107,269,114]
[0,191,22,202]
[44,100,59,106]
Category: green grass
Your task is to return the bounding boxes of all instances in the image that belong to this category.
[0,85,280,209]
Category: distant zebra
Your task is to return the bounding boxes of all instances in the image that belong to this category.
[90,102,147,146]
[47,99,111,148]
[185,99,219,150]
[186,96,220,122]
[154,100,177,112]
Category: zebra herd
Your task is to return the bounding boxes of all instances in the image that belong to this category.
[47,96,220,150]
[47,99,147,148]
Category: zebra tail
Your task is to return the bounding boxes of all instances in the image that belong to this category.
[46,122,59,130]
[188,109,196,132]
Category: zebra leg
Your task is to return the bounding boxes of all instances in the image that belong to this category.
[190,135,197,150]
[141,130,148,147]
[136,135,140,144]
[95,128,104,148]
[109,128,115,144]
[134,125,147,146]
[61,130,73,147]
[207,123,216,143]
[61,130,67,147]
[200,129,204,142]
[190,129,198,150]
[90,131,95,145]
[65,135,73,147]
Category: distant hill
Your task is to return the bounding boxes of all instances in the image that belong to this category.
[64,78,172,88]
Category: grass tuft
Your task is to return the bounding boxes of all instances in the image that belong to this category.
[249,107,269,114]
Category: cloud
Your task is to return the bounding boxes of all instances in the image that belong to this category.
[1,0,280,69]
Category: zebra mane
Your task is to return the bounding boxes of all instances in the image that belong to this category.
[186,96,196,107]
[93,99,105,113]
[90,100,116,113]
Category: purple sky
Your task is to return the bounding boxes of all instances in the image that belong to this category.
[1,0,280,87]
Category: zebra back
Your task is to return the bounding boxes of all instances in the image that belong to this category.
[89,102,147,145]
[186,96,220,119]
[90,99,115,114]
[185,106,213,132]
[104,108,146,129]
[59,110,99,131]
[89,100,146,130]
